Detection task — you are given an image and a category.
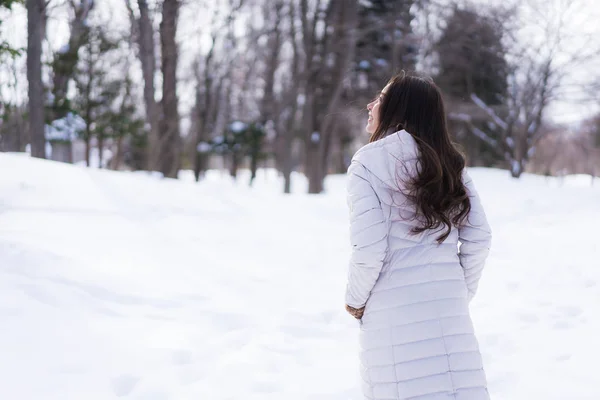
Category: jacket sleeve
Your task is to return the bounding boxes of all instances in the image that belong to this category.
[458,170,492,302]
[345,160,389,308]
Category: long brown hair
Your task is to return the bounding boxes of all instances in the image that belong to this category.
[370,72,470,243]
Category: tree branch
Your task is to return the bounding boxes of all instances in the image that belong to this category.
[470,93,508,130]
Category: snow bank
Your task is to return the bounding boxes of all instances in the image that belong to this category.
[0,153,599,399]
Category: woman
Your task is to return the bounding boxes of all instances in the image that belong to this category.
[344,73,492,400]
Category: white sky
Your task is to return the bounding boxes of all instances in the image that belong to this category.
[1,0,599,130]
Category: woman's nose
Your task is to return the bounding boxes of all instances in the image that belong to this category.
[367,101,373,111]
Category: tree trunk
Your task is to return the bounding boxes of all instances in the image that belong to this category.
[249,145,259,186]
[283,142,293,193]
[159,0,181,179]
[85,136,91,166]
[259,1,282,126]
[110,135,124,170]
[282,114,296,194]
[137,0,161,171]
[510,159,523,178]
[230,152,239,179]
[83,57,93,167]
[306,142,324,193]
[305,0,358,193]
[194,152,209,181]
[27,0,45,159]
[281,0,300,194]
[98,133,104,168]
[193,36,216,182]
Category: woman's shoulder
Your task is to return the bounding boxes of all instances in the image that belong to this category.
[352,130,417,166]
[348,130,419,189]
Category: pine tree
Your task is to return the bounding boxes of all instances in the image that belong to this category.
[74,24,143,169]
[435,6,510,167]
[0,0,24,58]
[436,7,508,106]
[355,0,417,94]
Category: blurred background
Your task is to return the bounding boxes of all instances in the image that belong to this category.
[2,1,600,399]
[1,0,599,191]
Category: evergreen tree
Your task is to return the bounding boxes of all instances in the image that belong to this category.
[436,7,508,105]
[355,0,417,94]
[0,0,23,58]
[435,6,510,167]
[74,24,143,169]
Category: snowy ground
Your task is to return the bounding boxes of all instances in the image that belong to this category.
[1,153,599,400]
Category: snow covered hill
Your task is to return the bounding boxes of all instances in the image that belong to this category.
[1,153,599,400]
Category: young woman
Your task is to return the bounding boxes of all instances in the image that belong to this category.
[344,73,492,400]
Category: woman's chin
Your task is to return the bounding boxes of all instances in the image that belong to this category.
[366,123,375,134]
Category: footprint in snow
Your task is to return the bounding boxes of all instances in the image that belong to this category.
[111,374,140,397]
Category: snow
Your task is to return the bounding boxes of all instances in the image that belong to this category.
[196,142,212,153]
[311,131,320,143]
[46,91,55,106]
[24,142,53,158]
[229,121,247,133]
[57,44,70,54]
[74,148,114,169]
[528,121,538,134]
[375,58,388,67]
[448,112,472,122]
[511,159,521,176]
[506,136,515,149]
[472,126,499,149]
[1,153,600,400]
[358,60,371,70]
[45,112,86,142]
[470,93,509,131]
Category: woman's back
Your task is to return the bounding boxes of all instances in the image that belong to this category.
[345,130,492,399]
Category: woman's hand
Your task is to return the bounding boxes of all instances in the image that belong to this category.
[345,304,365,320]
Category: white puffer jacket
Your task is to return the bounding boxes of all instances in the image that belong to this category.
[345,130,492,400]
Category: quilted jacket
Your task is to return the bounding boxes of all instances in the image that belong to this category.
[345,130,492,400]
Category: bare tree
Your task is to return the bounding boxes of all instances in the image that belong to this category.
[191,45,218,181]
[2,41,28,152]
[26,0,45,159]
[453,0,600,178]
[191,0,245,181]
[299,0,359,193]
[127,0,160,171]
[158,0,181,178]
[278,0,302,194]
[126,0,181,177]
[248,0,284,186]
